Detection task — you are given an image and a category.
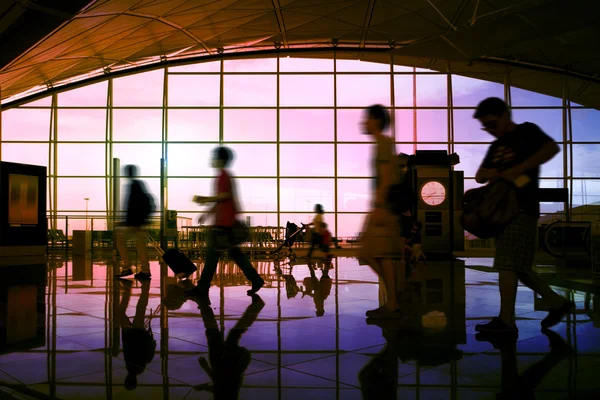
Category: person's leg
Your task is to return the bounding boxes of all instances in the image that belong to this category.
[115,227,135,276]
[498,270,519,328]
[307,233,319,259]
[228,246,264,294]
[187,229,221,297]
[134,227,150,273]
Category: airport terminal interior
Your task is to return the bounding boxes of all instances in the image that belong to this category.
[1,0,600,399]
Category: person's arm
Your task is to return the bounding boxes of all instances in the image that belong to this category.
[374,140,394,208]
[475,146,497,184]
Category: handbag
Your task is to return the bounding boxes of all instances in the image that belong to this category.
[460,179,519,239]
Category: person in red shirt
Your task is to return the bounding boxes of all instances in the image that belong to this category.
[185,147,264,299]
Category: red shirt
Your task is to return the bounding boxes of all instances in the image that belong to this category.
[214,170,236,227]
[322,229,332,246]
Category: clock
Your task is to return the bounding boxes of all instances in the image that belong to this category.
[420,181,447,206]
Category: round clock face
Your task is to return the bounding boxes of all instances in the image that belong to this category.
[420,181,446,206]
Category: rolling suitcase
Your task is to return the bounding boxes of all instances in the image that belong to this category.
[147,234,197,277]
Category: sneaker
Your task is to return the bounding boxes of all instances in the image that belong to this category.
[475,317,518,335]
[541,300,575,329]
[134,271,152,281]
[247,277,265,295]
[116,268,135,278]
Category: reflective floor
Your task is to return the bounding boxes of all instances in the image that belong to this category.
[0,255,599,399]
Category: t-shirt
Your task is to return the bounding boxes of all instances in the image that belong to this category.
[480,122,555,217]
[409,229,422,245]
[214,170,236,227]
[372,134,399,206]
[313,214,324,234]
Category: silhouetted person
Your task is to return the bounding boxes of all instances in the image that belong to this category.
[118,279,156,391]
[186,147,264,299]
[192,295,265,398]
[476,329,572,399]
[302,264,332,317]
[306,204,329,259]
[360,105,404,319]
[115,165,154,280]
[473,98,573,335]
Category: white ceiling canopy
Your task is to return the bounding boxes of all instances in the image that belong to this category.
[1,0,599,108]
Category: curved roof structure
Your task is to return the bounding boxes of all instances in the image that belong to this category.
[1,0,599,108]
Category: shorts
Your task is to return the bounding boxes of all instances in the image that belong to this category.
[493,212,538,272]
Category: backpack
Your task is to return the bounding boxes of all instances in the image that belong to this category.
[137,181,155,222]
[387,169,414,215]
[460,179,519,239]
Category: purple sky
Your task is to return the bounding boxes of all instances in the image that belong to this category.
[1,58,599,236]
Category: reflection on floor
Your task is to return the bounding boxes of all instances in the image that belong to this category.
[0,255,598,399]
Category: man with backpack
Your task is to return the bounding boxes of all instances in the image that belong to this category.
[473,97,574,335]
[115,164,155,280]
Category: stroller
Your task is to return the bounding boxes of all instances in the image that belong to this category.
[273,222,308,260]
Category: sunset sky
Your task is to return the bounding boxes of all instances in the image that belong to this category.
[1,57,599,237]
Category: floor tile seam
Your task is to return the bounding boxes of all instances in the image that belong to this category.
[279,365,361,389]
[251,352,346,369]
[0,369,27,385]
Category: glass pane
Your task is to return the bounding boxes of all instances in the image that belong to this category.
[417,74,447,106]
[337,213,367,237]
[572,144,600,178]
[167,144,214,177]
[462,178,486,193]
[58,109,106,141]
[337,75,391,107]
[223,75,276,106]
[337,179,371,212]
[510,87,562,107]
[58,144,106,176]
[395,110,414,142]
[395,65,414,72]
[224,58,277,72]
[113,109,162,142]
[280,75,334,107]
[512,109,563,142]
[113,69,164,107]
[280,109,334,142]
[279,179,334,212]
[337,59,389,72]
[167,109,219,141]
[280,144,334,176]
[452,75,504,107]
[337,109,373,142]
[1,108,51,141]
[540,150,564,178]
[453,145,492,178]
[571,179,600,207]
[337,144,375,177]
[168,75,220,106]
[238,212,278,228]
[167,178,212,212]
[394,75,414,107]
[113,144,163,176]
[453,109,491,142]
[416,143,448,151]
[226,144,277,176]
[223,109,276,142]
[57,178,106,211]
[236,178,277,212]
[279,57,333,72]
[417,110,447,142]
[169,61,221,73]
[337,144,372,177]
[571,109,600,142]
[0,143,49,167]
[279,213,335,234]
[58,81,108,107]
